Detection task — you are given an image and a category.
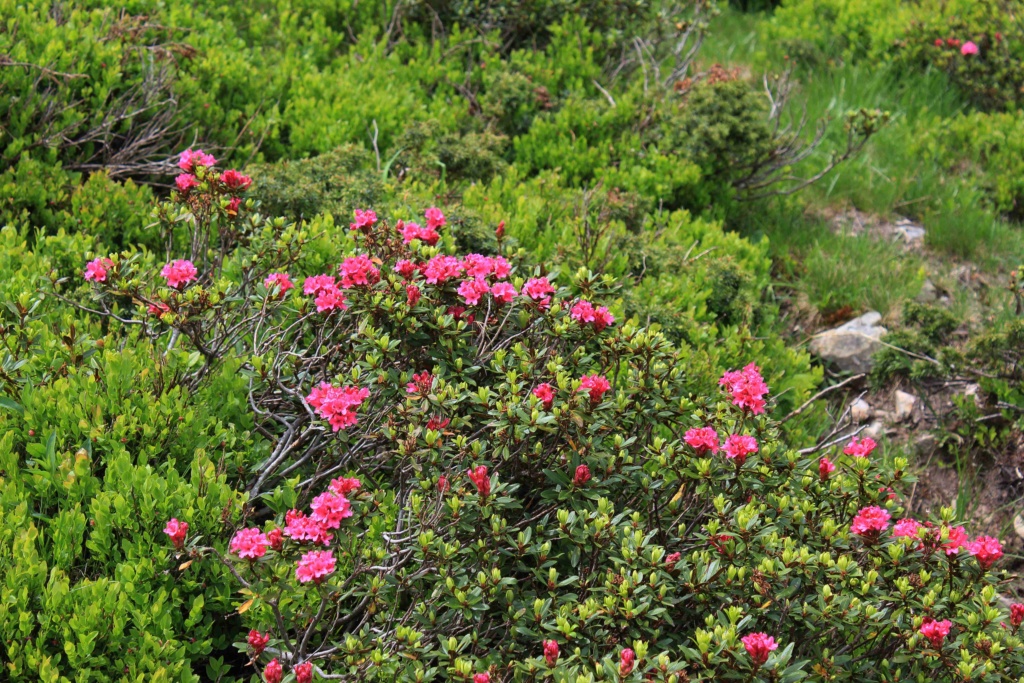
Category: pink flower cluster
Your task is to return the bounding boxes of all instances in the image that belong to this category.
[533,383,555,409]
[219,169,252,190]
[723,434,757,465]
[719,363,768,414]
[425,207,446,231]
[296,549,336,584]
[570,300,615,332]
[850,505,891,539]
[685,426,719,454]
[967,535,1004,569]
[407,371,434,395]
[311,490,353,528]
[573,464,591,486]
[339,254,381,288]
[230,527,270,559]
[264,272,294,295]
[619,648,635,676]
[303,275,347,312]
[468,465,491,498]
[819,457,836,480]
[399,221,440,246]
[306,382,370,431]
[161,259,198,289]
[175,174,200,193]
[284,509,333,545]
[164,518,188,549]
[522,277,556,309]
[350,209,378,232]
[178,148,216,172]
[247,629,270,654]
[919,617,952,648]
[741,632,778,666]
[543,639,559,666]
[578,374,611,403]
[843,436,877,459]
[84,257,113,283]
[888,515,1000,565]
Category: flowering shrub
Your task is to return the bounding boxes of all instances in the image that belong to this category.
[70,165,1024,681]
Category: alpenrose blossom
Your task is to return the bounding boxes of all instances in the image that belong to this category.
[543,639,559,666]
[310,490,353,529]
[685,426,720,454]
[350,208,377,231]
[893,518,923,540]
[175,173,199,193]
[490,281,517,305]
[578,374,611,403]
[296,549,336,584]
[437,475,450,493]
[1011,603,1024,629]
[425,206,446,230]
[523,276,556,308]
[283,510,332,546]
[619,648,636,676]
[406,284,421,306]
[843,436,877,459]
[851,505,891,539]
[294,662,313,683]
[314,284,347,313]
[178,148,216,172]
[84,257,113,282]
[473,674,490,683]
[919,617,952,648]
[407,371,434,395]
[148,301,171,317]
[339,254,381,288]
[247,629,270,654]
[303,275,336,295]
[263,272,294,295]
[723,434,758,465]
[573,464,591,486]
[424,255,463,284]
[230,527,270,559]
[719,363,769,414]
[394,259,417,279]
[164,518,188,549]
[399,221,439,246]
[495,220,505,239]
[306,383,369,431]
[329,477,361,495]
[942,525,969,555]
[819,457,836,480]
[961,40,979,55]
[458,278,490,306]
[533,383,555,409]
[742,632,778,666]
[468,465,491,498]
[968,535,1004,569]
[665,552,682,569]
[570,300,615,331]
[264,658,283,683]
[161,259,198,289]
[219,169,252,190]
[426,415,450,431]
[267,527,283,551]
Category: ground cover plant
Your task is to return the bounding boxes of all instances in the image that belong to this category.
[1,0,1023,681]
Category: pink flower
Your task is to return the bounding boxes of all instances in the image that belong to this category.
[919,617,952,648]
[723,434,757,465]
[843,436,877,459]
[267,527,283,551]
[850,505,891,539]
[314,285,348,313]
[741,632,778,666]
[407,371,434,395]
[400,221,439,245]
[437,476,450,493]
[296,549,336,584]
[427,415,450,431]
[161,259,198,289]
[570,300,614,331]
[462,254,494,279]
[310,490,353,529]
[468,465,490,498]
[495,221,505,239]
[302,275,334,295]
[84,257,113,283]
[665,552,682,569]
[578,374,611,403]
[893,518,923,540]
[350,209,377,232]
[283,510,333,546]
[961,41,979,55]
[164,518,188,549]
[819,457,836,480]
[148,301,170,317]
[490,281,517,304]
[1011,603,1024,628]
[685,427,720,454]
[219,169,252,190]
[533,383,555,409]
[306,383,368,431]
[230,528,270,559]
[573,464,591,486]
[942,525,969,555]
[264,272,294,295]
[227,196,242,215]
[934,38,944,47]
[178,148,216,172]
[406,284,421,306]
[543,639,559,666]
[719,363,769,414]
[968,536,1004,569]
[425,207,446,230]
[473,674,490,683]
[523,277,555,308]
[339,254,380,288]
[264,658,283,683]
[458,278,490,306]
[175,173,199,193]
[491,257,511,280]
[394,260,418,279]
[329,477,362,495]
[295,662,313,683]
[619,648,635,676]
[424,255,464,284]
[247,629,270,654]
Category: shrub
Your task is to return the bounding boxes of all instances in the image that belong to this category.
[74,171,1024,681]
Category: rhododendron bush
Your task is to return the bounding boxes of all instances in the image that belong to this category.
[69,165,1024,681]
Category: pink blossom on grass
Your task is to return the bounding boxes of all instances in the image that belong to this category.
[468,465,491,498]
[264,272,294,295]
[961,41,979,55]
[329,477,361,495]
[263,658,283,683]
[175,173,199,193]
[425,207,446,230]
[350,209,377,232]
[523,277,555,308]
[339,254,380,288]
[303,275,336,296]
[178,148,216,172]
[490,281,517,304]
[843,436,877,459]
[220,169,252,190]
[819,457,836,480]
[283,510,333,546]
[458,278,490,306]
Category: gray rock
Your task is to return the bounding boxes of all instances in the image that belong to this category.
[914,432,937,456]
[916,279,938,303]
[893,218,926,249]
[850,398,873,423]
[861,421,885,440]
[894,390,917,422]
[809,311,888,374]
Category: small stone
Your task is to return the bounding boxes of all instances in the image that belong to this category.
[850,398,872,423]
[1015,514,1024,540]
[894,390,917,422]
[964,383,983,408]
[893,218,926,249]
[809,311,888,374]
[914,432,937,456]
[915,279,938,303]
[861,421,885,440]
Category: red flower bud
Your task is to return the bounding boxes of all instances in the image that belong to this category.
[573,464,591,486]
